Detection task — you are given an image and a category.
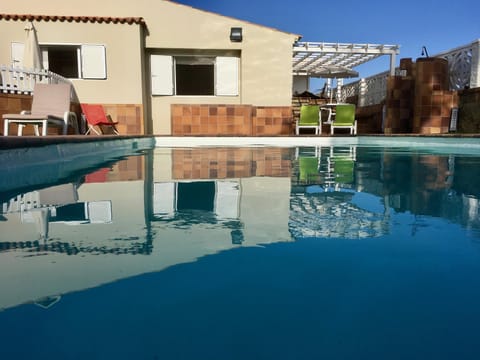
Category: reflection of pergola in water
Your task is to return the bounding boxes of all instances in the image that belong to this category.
[289,191,390,240]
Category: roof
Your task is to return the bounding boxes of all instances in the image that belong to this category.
[293,42,400,77]
[0,13,145,25]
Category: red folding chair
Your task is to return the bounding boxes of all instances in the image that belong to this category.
[80,103,119,135]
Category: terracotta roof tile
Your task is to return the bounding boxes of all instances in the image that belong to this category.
[0,14,145,25]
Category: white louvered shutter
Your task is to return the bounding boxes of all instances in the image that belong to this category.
[81,44,107,79]
[151,55,174,95]
[216,56,239,96]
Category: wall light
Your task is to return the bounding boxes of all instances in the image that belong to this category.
[230,27,243,42]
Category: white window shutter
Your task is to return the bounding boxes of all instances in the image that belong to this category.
[216,56,239,96]
[11,42,24,67]
[215,181,240,219]
[151,55,174,95]
[81,44,107,79]
[153,182,175,219]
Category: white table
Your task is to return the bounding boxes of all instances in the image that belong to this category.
[320,103,337,124]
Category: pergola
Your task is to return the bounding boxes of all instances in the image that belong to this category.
[292,42,400,77]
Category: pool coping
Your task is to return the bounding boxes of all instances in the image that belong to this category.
[1,134,480,150]
[0,135,154,150]
[154,135,480,150]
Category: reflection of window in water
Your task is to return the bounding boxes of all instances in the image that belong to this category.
[177,182,215,212]
[153,180,244,243]
[54,203,88,222]
[153,180,241,221]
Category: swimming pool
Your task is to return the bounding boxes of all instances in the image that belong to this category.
[1,138,480,359]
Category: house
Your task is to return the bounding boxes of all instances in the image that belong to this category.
[0,0,300,135]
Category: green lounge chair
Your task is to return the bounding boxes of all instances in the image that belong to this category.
[330,104,357,135]
[296,105,320,135]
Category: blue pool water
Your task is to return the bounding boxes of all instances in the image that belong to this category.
[1,141,480,359]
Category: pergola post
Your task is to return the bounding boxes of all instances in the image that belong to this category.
[389,52,396,76]
[358,78,367,107]
[470,39,480,88]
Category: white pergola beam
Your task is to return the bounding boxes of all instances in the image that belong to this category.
[292,42,400,77]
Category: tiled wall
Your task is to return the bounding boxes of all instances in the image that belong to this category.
[384,69,414,133]
[172,147,292,179]
[413,58,458,134]
[356,104,384,133]
[0,93,32,135]
[251,106,293,135]
[171,104,293,136]
[77,103,144,136]
[384,57,459,134]
[93,104,143,135]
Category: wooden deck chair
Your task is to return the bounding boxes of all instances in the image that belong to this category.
[330,104,357,135]
[2,83,78,136]
[296,105,320,135]
[81,103,119,135]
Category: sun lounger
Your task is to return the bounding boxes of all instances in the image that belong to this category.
[2,83,78,136]
[296,105,320,135]
[330,104,357,135]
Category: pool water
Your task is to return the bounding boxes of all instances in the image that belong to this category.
[1,143,480,359]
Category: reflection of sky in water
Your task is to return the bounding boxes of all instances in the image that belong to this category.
[1,144,480,359]
[351,191,385,214]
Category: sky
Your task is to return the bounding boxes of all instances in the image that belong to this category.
[174,0,479,90]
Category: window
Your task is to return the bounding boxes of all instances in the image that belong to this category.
[153,180,241,220]
[43,45,79,78]
[175,56,215,96]
[11,42,106,79]
[150,54,239,96]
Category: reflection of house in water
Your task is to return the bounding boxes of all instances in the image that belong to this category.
[154,180,244,244]
[2,145,480,312]
[152,147,293,246]
[0,154,154,311]
[0,147,294,311]
[1,155,150,254]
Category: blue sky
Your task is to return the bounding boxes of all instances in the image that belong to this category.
[174,0,479,86]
